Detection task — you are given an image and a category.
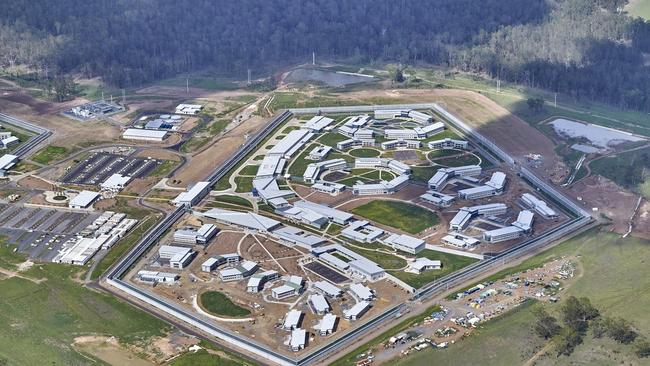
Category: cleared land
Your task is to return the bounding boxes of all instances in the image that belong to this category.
[398,228,650,366]
[351,201,439,234]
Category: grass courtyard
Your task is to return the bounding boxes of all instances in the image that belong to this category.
[199,291,251,317]
[351,200,439,234]
[392,250,478,289]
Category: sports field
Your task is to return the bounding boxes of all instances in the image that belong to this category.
[351,200,439,234]
[397,228,650,366]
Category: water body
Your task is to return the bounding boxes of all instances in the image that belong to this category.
[284,68,375,87]
[549,118,645,148]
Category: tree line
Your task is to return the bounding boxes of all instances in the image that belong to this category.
[1,0,650,111]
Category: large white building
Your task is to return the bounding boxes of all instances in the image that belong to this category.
[449,203,508,231]
[68,190,100,209]
[352,174,409,195]
[303,158,347,183]
[303,116,334,132]
[246,270,280,293]
[202,208,282,232]
[344,301,370,321]
[282,309,303,330]
[442,233,481,248]
[309,294,331,315]
[522,193,558,218]
[171,181,211,206]
[341,220,384,243]
[158,245,196,269]
[318,314,338,336]
[218,260,259,282]
[420,191,456,207]
[406,258,441,273]
[268,129,314,159]
[380,139,421,150]
[122,128,168,142]
[428,138,468,150]
[0,154,18,172]
[175,104,203,115]
[383,234,426,254]
[458,172,507,200]
[173,224,218,244]
[100,174,132,191]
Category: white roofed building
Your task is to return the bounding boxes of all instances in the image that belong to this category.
[122,128,168,141]
[100,174,132,191]
[282,309,303,330]
[68,190,100,209]
[344,301,370,321]
[290,328,307,351]
[171,181,211,206]
[318,314,338,336]
[383,234,425,254]
[349,283,375,301]
[406,258,442,273]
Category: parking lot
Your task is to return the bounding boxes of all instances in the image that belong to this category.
[61,152,160,185]
[0,204,99,261]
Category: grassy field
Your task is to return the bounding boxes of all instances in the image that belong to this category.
[398,228,650,366]
[433,153,480,167]
[0,242,169,365]
[626,0,650,20]
[150,159,178,177]
[345,246,407,269]
[159,75,239,91]
[589,147,650,199]
[238,164,259,176]
[31,145,70,164]
[199,291,251,317]
[392,250,478,289]
[212,195,252,208]
[317,132,349,147]
[234,176,254,193]
[349,148,381,158]
[170,349,248,366]
[351,201,439,234]
[410,166,440,183]
[90,215,159,280]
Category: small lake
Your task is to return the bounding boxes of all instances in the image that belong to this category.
[284,68,375,87]
[549,118,645,148]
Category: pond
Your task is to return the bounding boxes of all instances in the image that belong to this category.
[549,118,645,148]
[284,68,376,87]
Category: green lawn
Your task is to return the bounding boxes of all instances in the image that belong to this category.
[335,176,371,187]
[352,201,439,234]
[626,0,650,20]
[392,250,478,289]
[170,349,249,366]
[199,291,251,317]
[410,166,440,183]
[287,148,313,176]
[433,153,480,167]
[589,147,650,199]
[238,164,259,176]
[427,149,462,159]
[234,176,254,193]
[349,148,381,158]
[31,145,70,164]
[0,242,169,365]
[212,195,253,208]
[400,228,650,366]
[317,132,349,147]
[159,76,239,91]
[150,159,178,177]
[345,246,407,270]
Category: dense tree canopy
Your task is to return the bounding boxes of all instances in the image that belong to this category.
[1,0,649,110]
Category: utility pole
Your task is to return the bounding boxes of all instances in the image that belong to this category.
[247,69,251,85]
[312,52,315,66]
[186,78,189,95]
[122,89,126,105]
[101,91,104,101]
[497,79,501,93]
[554,92,557,108]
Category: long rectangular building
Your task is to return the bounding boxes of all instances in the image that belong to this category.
[268,129,314,158]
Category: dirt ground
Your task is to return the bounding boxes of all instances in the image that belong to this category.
[568,175,639,233]
[633,200,650,240]
[170,114,267,186]
[16,176,55,190]
[134,148,181,161]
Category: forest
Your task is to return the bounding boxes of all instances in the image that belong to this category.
[1,0,650,111]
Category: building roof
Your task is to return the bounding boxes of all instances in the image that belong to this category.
[171,181,211,205]
[320,253,350,270]
[282,307,302,321]
[411,257,441,271]
[268,129,313,157]
[349,259,384,276]
[314,281,342,297]
[203,208,281,231]
[512,210,534,231]
[349,283,374,300]
[345,301,370,318]
[486,171,507,189]
[122,128,168,139]
[69,190,100,207]
[484,226,523,238]
[290,328,306,348]
[384,233,425,250]
[294,200,353,223]
[303,116,334,131]
[319,314,337,332]
[100,174,131,189]
[0,154,18,170]
[257,155,286,177]
[272,226,327,248]
[309,294,330,313]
